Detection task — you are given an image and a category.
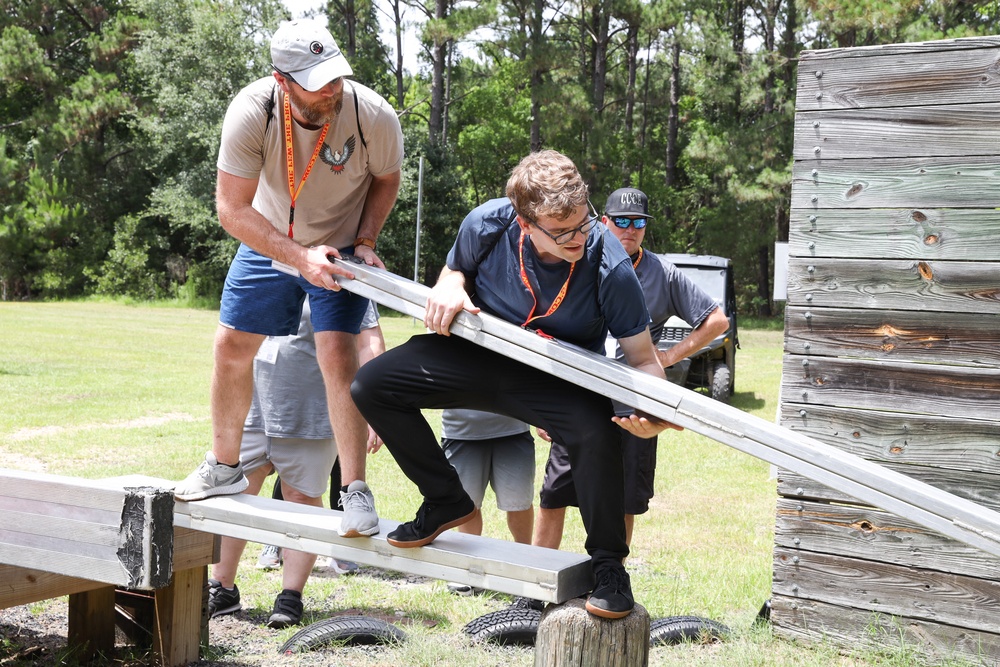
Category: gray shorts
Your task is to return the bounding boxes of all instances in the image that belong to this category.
[442,432,535,512]
[240,430,337,498]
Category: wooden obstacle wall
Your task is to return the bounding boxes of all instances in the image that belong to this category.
[775,35,1000,663]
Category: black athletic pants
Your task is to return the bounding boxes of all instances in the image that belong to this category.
[351,333,628,566]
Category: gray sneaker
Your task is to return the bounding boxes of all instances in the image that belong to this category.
[338,480,379,537]
[173,451,249,501]
[256,544,282,570]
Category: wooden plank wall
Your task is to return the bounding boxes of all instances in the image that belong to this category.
[776,36,1000,664]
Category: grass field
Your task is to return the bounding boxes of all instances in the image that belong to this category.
[0,301,951,666]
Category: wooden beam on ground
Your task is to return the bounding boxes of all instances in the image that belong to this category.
[331,257,1000,559]
[174,492,593,604]
[0,469,176,589]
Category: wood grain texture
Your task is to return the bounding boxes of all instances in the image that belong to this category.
[784,258,1000,313]
[534,598,650,667]
[773,547,1000,633]
[777,403,1000,474]
[775,498,1000,579]
[781,355,1000,419]
[776,468,1000,514]
[771,594,1000,664]
[795,103,1000,160]
[797,41,1000,110]
[791,155,1000,209]
[783,306,1000,367]
[789,208,1000,261]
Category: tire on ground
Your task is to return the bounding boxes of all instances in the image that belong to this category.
[649,615,731,646]
[463,608,542,647]
[710,360,732,403]
[278,615,406,653]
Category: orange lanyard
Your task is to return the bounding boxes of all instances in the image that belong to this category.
[518,231,575,329]
[632,246,643,270]
[282,93,329,240]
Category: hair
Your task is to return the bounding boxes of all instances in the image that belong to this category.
[505,150,589,222]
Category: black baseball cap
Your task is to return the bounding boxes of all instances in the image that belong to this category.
[604,187,651,219]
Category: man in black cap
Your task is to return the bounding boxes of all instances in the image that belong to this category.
[533,187,730,551]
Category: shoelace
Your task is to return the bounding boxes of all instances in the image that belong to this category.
[342,488,374,512]
[597,567,630,593]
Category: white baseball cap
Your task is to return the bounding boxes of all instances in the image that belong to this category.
[270,20,353,92]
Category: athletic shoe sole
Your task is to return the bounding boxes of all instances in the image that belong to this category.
[174,477,249,502]
[585,599,633,620]
[337,524,380,538]
[386,509,477,548]
[209,602,242,619]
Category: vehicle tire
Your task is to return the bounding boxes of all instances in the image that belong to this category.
[710,360,732,403]
[463,607,542,646]
[278,615,406,653]
[649,615,730,646]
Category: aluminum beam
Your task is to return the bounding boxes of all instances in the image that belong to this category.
[174,492,593,603]
[334,257,1000,558]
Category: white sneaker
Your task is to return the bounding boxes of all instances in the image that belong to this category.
[173,452,248,501]
[338,480,379,537]
[257,544,282,570]
[447,582,483,596]
[329,558,359,575]
[313,557,359,574]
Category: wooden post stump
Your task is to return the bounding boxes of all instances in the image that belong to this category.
[534,598,650,667]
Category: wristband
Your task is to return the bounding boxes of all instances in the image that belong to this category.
[354,237,377,251]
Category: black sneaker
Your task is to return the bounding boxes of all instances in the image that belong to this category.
[585,562,634,619]
[207,579,241,618]
[386,496,477,548]
[267,589,304,629]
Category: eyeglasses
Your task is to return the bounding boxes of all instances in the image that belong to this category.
[526,202,599,245]
[611,216,647,230]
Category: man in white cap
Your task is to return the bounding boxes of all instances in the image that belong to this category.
[174,19,403,625]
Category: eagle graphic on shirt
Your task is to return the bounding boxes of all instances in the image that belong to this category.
[320,135,356,173]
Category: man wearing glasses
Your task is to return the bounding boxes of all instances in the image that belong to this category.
[533,187,730,555]
[352,151,674,619]
[174,19,402,556]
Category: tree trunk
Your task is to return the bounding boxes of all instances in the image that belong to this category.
[392,0,405,108]
[428,0,448,144]
[529,0,544,151]
[665,34,680,189]
[756,243,772,317]
[534,598,650,667]
[620,21,639,183]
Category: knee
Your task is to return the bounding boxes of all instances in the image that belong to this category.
[350,358,381,409]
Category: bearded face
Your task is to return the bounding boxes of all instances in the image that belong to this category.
[288,85,344,127]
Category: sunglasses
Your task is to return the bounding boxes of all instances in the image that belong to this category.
[611,216,648,229]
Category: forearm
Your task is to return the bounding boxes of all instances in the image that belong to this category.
[658,307,729,368]
[219,204,308,268]
[356,171,401,242]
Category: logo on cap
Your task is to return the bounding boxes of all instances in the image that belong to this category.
[619,192,644,205]
[309,41,324,55]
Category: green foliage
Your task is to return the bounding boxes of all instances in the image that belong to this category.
[325,0,396,100]
[454,59,532,202]
[95,0,284,300]
[3,0,999,312]
[378,127,469,284]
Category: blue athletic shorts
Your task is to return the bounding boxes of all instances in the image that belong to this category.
[219,244,370,335]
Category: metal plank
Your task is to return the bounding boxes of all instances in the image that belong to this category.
[331,257,1000,559]
[174,493,592,604]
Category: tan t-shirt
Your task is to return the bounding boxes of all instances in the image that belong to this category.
[217,77,404,249]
